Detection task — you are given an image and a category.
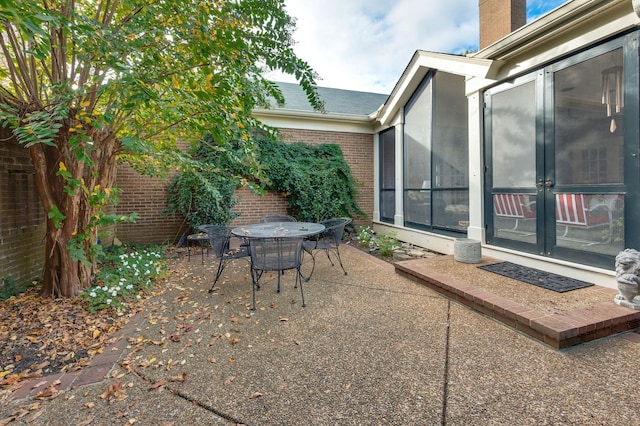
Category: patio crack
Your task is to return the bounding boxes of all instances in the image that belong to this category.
[441,300,451,426]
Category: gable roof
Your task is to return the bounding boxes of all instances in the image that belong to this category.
[272,82,388,116]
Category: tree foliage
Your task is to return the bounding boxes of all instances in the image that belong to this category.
[165,136,245,230]
[257,136,364,222]
[0,0,322,297]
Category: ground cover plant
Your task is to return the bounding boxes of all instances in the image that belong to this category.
[0,245,167,400]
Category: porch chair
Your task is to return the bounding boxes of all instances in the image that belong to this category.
[259,214,297,223]
[199,225,250,293]
[555,193,622,245]
[493,193,536,235]
[248,237,306,310]
[301,217,351,281]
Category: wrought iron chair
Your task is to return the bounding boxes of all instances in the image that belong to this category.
[199,225,250,293]
[249,237,306,310]
[302,217,351,281]
[259,214,297,223]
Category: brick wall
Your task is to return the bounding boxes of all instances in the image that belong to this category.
[0,129,46,287]
[116,128,374,244]
[114,163,189,245]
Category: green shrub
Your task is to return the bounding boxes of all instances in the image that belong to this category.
[166,135,245,230]
[373,232,401,257]
[0,276,36,301]
[356,226,375,248]
[81,245,167,312]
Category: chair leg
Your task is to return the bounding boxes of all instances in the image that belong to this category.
[302,250,316,282]
[323,249,335,267]
[297,268,306,307]
[209,260,226,293]
[250,268,263,310]
[334,248,347,275]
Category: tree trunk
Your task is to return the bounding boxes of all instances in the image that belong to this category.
[41,223,87,298]
[29,132,118,298]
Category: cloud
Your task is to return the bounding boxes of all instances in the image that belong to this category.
[269,0,568,94]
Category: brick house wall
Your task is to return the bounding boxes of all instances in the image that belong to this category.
[0,129,46,286]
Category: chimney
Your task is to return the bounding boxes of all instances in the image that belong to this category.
[479,0,526,50]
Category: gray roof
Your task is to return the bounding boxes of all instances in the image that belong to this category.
[271,81,388,116]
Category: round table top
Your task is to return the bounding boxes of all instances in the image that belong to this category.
[231,222,325,238]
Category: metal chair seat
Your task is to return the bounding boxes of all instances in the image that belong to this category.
[199,225,250,293]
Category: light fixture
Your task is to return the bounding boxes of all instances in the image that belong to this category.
[601,66,623,133]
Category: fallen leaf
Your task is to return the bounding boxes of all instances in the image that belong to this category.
[150,379,167,389]
[170,373,186,382]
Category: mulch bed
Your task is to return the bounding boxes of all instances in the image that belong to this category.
[0,287,141,399]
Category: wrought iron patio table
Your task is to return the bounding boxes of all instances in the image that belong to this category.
[231,222,325,239]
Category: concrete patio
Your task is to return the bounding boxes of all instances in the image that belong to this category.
[2,244,640,425]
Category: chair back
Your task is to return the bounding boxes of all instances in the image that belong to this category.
[555,194,589,226]
[320,218,349,246]
[200,225,232,258]
[249,237,303,272]
[259,214,297,223]
[493,194,531,219]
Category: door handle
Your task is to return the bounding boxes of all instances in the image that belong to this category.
[535,179,553,188]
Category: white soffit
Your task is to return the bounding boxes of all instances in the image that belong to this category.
[375,51,497,126]
[255,109,375,134]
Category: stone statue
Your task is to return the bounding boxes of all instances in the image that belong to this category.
[614,248,640,310]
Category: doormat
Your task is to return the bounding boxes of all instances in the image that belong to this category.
[477,261,594,293]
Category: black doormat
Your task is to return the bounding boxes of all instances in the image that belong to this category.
[477,261,594,293]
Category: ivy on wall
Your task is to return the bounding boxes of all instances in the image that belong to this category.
[165,136,244,229]
[166,134,364,229]
[257,136,364,222]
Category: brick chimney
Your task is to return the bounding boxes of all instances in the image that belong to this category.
[479,0,526,50]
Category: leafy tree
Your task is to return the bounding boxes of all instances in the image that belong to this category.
[0,0,322,297]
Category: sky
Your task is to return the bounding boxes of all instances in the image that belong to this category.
[268,0,568,94]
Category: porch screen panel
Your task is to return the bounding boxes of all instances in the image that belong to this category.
[553,48,625,255]
[432,72,469,231]
[554,49,624,186]
[379,127,395,223]
[492,81,536,188]
[490,80,537,243]
[404,77,432,228]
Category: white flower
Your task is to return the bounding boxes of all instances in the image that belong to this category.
[106,299,112,305]
[136,295,141,299]
[90,291,97,298]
